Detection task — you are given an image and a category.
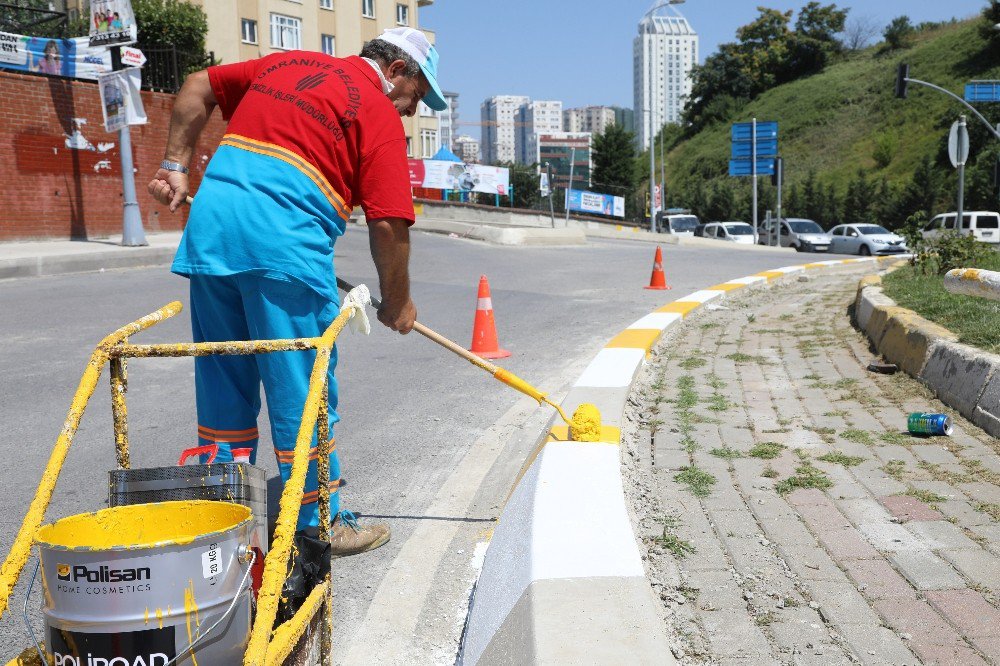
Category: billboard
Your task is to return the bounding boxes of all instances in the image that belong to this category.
[567,188,625,218]
[0,32,112,79]
[90,0,138,48]
[408,160,510,196]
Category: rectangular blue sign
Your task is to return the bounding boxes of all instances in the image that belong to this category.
[731,121,778,142]
[566,188,625,218]
[729,159,776,177]
[965,81,1000,103]
[731,139,778,159]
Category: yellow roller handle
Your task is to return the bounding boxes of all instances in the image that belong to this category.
[493,367,546,403]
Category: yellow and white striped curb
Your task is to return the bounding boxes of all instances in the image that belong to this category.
[944,267,1000,303]
[460,253,903,665]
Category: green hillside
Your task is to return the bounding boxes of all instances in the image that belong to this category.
[660,18,1000,227]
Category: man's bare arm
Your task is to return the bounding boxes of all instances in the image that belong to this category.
[147,70,217,212]
[368,217,416,334]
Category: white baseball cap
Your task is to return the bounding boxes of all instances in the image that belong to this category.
[375,27,447,111]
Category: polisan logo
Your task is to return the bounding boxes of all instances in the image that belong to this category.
[58,564,151,583]
[53,654,169,666]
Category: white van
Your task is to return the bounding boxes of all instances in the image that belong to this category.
[922,212,1000,244]
[658,214,700,236]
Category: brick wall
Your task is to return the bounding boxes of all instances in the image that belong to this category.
[0,70,228,241]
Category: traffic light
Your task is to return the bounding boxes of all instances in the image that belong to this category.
[770,157,783,187]
[894,63,910,99]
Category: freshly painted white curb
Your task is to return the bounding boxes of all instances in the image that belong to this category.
[461,254,896,665]
[944,267,1000,302]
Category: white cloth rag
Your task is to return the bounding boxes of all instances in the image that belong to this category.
[342,284,372,335]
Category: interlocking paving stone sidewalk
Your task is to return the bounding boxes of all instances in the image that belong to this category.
[624,268,1000,665]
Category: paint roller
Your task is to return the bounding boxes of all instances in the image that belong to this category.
[335,278,602,441]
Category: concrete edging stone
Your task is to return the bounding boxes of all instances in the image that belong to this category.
[854,275,1000,437]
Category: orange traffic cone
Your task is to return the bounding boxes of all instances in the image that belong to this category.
[469,275,511,359]
[644,246,672,290]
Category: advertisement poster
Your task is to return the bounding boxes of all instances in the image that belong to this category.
[539,172,550,197]
[566,188,625,218]
[408,159,510,196]
[0,32,112,79]
[99,68,146,132]
[89,0,138,47]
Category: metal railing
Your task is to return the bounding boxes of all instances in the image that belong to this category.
[139,45,215,93]
[0,299,360,664]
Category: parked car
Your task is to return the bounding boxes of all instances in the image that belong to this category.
[703,221,757,245]
[757,218,830,252]
[658,213,700,236]
[828,224,907,256]
[922,211,1000,245]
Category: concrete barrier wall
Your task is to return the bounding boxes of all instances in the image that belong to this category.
[460,255,899,665]
[854,277,1000,438]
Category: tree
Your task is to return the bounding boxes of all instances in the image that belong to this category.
[591,123,638,199]
[980,1,1000,55]
[788,2,848,76]
[903,156,944,221]
[882,16,914,52]
[495,161,541,210]
[133,0,212,74]
[843,14,881,51]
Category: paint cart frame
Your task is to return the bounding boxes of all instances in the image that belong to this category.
[0,299,361,665]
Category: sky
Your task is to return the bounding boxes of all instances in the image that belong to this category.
[419,0,987,143]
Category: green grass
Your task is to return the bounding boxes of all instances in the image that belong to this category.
[761,465,779,478]
[841,428,876,446]
[654,516,696,558]
[675,465,717,497]
[679,356,708,370]
[973,502,1000,521]
[904,486,946,504]
[883,459,907,481]
[879,430,915,446]
[706,393,731,412]
[660,20,1000,202]
[710,446,743,460]
[776,461,834,495]
[677,375,698,409]
[882,256,1000,354]
[749,441,785,459]
[817,452,865,467]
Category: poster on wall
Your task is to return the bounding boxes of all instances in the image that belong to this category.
[408,160,510,195]
[566,188,625,218]
[89,0,138,47]
[99,68,146,132]
[0,32,112,79]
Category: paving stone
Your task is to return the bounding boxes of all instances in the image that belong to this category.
[687,568,746,612]
[872,445,918,465]
[853,465,909,497]
[906,520,981,551]
[796,501,852,532]
[907,642,989,665]
[906,479,966,502]
[699,609,774,659]
[958,481,1000,504]
[786,488,829,507]
[880,495,943,522]
[910,445,960,465]
[833,624,918,666]
[939,549,1000,594]
[768,613,842,659]
[969,636,1000,664]
[838,498,924,552]
[776,544,846,582]
[934,500,993,528]
[805,579,883,628]
[816,527,880,562]
[842,559,917,601]
[924,589,1000,639]
[889,551,966,591]
[970,524,1000,557]
[873,598,965,647]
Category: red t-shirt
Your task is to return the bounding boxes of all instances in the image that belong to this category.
[207,52,414,223]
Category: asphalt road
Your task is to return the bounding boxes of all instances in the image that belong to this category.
[0,228,843,662]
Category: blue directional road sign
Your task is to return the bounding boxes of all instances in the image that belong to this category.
[729,159,776,177]
[731,139,778,159]
[731,121,779,143]
[965,81,1000,103]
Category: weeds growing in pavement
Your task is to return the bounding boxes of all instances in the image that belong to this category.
[879,430,915,446]
[749,442,785,459]
[779,313,794,321]
[883,460,906,481]
[918,461,974,485]
[761,466,779,478]
[754,612,775,626]
[653,516,696,558]
[710,446,743,460]
[706,393,731,412]
[675,465,717,497]
[903,486,946,504]
[676,375,699,453]
[841,428,875,446]
[775,461,833,495]
[700,322,721,330]
[817,452,865,467]
[725,352,775,365]
[961,459,1000,485]
[973,502,1000,521]
[707,373,727,390]
[824,410,849,418]
[833,378,859,390]
[677,375,698,409]
[679,356,708,370]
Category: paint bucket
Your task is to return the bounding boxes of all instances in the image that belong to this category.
[34,500,254,665]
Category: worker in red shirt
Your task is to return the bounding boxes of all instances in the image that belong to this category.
[148,28,447,556]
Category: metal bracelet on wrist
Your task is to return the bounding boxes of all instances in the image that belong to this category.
[160,160,190,175]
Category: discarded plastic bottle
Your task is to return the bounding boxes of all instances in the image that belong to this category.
[907,413,953,436]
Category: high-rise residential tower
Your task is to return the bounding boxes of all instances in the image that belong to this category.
[633,1,698,149]
[481,95,529,164]
[518,100,563,165]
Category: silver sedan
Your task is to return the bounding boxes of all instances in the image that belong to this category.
[828,224,907,256]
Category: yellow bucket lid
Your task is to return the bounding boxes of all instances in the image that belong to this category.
[36,500,252,551]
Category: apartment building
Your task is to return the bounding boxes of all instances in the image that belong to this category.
[441,90,459,152]
[190,0,440,156]
[480,95,528,164]
[537,132,591,189]
[517,100,562,165]
[453,134,480,163]
[563,106,616,135]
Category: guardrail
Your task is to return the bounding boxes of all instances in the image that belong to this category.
[944,268,1000,302]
